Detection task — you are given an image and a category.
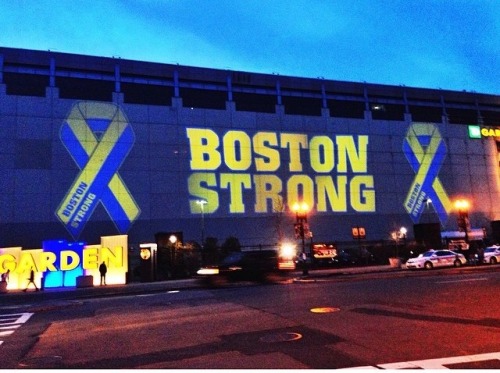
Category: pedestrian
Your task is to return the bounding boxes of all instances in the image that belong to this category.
[99,261,107,285]
[1,269,9,283]
[477,245,485,265]
[24,268,39,292]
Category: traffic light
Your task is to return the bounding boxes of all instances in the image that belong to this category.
[303,223,310,237]
[294,223,304,239]
[457,214,469,232]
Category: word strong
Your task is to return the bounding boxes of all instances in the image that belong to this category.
[186,128,375,214]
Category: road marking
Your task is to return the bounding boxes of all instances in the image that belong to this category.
[340,351,500,370]
[0,313,34,346]
[436,277,488,284]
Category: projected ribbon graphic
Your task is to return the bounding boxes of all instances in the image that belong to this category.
[56,102,140,239]
[403,123,452,226]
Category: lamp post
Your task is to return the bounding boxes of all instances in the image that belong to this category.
[454,199,470,244]
[399,226,407,256]
[196,199,207,247]
[169,234,177,271]
[425,198,433,223]
[292,202,310,276]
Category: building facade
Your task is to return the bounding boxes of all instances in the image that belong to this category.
[1,46,499,249]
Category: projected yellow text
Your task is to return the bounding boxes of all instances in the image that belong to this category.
[186,128,375,214]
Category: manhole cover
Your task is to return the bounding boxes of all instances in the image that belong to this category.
[18,355,64,368]
[259,332,302,343]
[310,307,340,313]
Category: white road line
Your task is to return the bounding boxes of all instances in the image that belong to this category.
[0,325,20,330]
[379,351,500,369]
[436,277,488,284]
[0,312,34,347]
[341,351,500,370]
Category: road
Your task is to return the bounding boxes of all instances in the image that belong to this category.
[1,266,499,369]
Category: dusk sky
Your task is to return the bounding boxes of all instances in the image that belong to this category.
[1,0,498,94]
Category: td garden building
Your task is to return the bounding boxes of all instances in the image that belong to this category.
[1,46,499,250]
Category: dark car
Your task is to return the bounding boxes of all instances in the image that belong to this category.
[332,247,375,266]
[197,249,288,285]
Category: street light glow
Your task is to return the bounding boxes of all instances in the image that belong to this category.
[196,199,207,208]
[454,199,470,210]
[280,243,296,258]
[292,202,309,213]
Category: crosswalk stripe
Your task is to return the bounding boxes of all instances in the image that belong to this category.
[0,312,34,347]
[0,325,20,330]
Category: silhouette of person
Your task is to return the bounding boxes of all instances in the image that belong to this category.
[99,261,107,285]
[1,269,9,283]
[24,268,39,292]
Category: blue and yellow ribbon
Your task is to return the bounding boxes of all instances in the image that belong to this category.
[56,102,140,239]
[403,123,452,225]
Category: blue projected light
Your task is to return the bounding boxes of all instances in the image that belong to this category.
[56,102,140,240]
[42,240,86,288]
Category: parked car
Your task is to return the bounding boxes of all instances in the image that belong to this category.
[405,249,467,270]
[483,245,500,264]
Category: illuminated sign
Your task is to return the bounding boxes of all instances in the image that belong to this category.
[468,125,500,139]
[0,235,128,290]
[403,123,452,225]
[56,102,140,239]
[186,128,375,214]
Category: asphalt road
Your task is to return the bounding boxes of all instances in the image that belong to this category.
[1,264,499,369]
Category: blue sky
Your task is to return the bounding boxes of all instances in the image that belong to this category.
[1,0,498,94]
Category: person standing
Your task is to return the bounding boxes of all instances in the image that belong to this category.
[24,268,39,292]
[99,261,107,285]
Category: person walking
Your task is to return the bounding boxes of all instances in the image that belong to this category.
[99,261,107,285]
[24,268,39,292]
[1,269,9,283]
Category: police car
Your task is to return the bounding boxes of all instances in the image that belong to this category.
[483,245,500,264]
[405,249,467,270]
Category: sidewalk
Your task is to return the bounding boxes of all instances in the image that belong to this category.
[0,264,399,306]
[1,263,495,308]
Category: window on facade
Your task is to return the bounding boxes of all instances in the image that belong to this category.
[409,105,443,122]
[282,96,322,116]
[233,91,276,113]
[481,110,500,126]
[57,77,114,101]
[4,72,48,97]
[180,87,227,110]
[328,99,365,118]
[446,108,478,125]
[122,82,174,106]
[370,103,406,121]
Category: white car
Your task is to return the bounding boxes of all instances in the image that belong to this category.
[406,250,467,270]
[483,245,500,264]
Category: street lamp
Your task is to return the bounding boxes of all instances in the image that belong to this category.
[399,227,407,241]
[454,199,471,243]
[196,199,207,247]
[425,198,433,223]
[292,202,310,276]
[399,226,407,256]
